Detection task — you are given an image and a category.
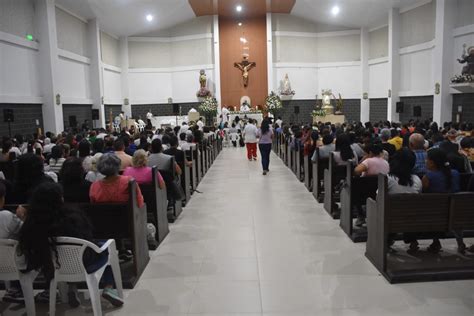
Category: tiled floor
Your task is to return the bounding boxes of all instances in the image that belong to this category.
[2,147,474,315]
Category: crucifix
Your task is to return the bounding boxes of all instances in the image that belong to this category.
[234,55,256,87]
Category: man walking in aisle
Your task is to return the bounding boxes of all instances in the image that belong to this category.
[243,119,258,161]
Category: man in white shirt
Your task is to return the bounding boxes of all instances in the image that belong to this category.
[240,102,250,112]
[275,116,283,128]
[221,106,230,123]
[146,109,153,120]
[243,119,258,161]
[197,117,204,131]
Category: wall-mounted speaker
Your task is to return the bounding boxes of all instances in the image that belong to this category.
[396,102,404,113]
[294,106,300,114]
[3,109,14,122]
[92,109,100,120]
[413,106,422,117]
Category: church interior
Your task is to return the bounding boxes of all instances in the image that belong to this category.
[1,0,474,315]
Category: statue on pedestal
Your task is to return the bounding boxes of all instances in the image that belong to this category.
[321,89,334,115]
[451,44,474,83]
[279,74,295,96]
[197,69,212,97]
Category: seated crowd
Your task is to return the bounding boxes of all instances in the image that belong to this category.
[0,121,213,307]
[289,119,474,251]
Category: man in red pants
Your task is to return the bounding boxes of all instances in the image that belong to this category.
[243,119,258,161]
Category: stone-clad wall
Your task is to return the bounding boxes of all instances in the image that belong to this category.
[399,96,433,123]
[369,98,388,123]
[62,104,92,129]
[452,93,474,124]
[0,103,43,137]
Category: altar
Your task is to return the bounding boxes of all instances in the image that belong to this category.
[313,114,345,124]
[149,115,188,128]
[228,112,263,125]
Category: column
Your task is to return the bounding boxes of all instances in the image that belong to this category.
[119,37,131,117]
[36,0,63,134]
[266,13,273,94]
[360,27,370,123]
[433,0,455,125]
[87,18,105,128]
[213,15,221,112]
[387,8,400,122]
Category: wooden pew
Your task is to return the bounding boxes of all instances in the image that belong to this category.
[82,180,149,288]
[139,167,169,249]
[339,161,378,242]
[196,144,202,184]
[287,137,292,170]
[159,156,183,222]
[365,174,474,284]
[186,147,197,194]
[311,148,329,203]
[295,144,303,181]
[303,152,312,191]
[182,155,191,206]
[323,153,346,219]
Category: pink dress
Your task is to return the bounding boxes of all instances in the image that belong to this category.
[90,175,144,208]
[123,166,153,184]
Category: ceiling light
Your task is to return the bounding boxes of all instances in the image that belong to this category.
[238,22,242,26]
[236,5,242,12]
[146,14,153,22]
[331,6,340,16]
[240,37,247,43]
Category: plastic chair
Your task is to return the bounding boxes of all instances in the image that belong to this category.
[0,239,39,316]
[49,237,123,316]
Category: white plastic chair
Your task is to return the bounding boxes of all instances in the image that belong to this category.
[49,237,123,316]
[137,120,146,132]
[0,239,39,316]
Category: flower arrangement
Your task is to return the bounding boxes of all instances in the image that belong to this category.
[197,87,212,98]
[312,108,326,117]
[451,74,473,83]
[198,96,218,116]
[265,91,283,114]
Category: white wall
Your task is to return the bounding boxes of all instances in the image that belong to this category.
[369,26,388,59]
[0,0,36,39]
[399,1,435,48]
[399,44,434,96]
[55,7,89,57]
[56,55,91,103]
[102,66,122,104]
[369,60,389,98]
[100,31,120,67]
[0,40,41,102]
[455,0,474,28]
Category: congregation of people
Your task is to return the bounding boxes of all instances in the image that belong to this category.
[0,118,217,308]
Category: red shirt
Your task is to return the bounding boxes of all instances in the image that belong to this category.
[90,175,144,208]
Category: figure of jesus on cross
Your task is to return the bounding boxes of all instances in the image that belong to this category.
[234,55,256,88]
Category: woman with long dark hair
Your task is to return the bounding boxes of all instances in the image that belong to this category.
[388,148,422,194]
[257,118,273,175]
[333,134,357,166]
[18,182,124,307]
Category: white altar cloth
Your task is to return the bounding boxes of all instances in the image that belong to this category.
[150,116,188,128]
[228,113,263,125]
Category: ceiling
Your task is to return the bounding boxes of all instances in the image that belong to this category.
[188,0,296,18]
[55,0,426,37]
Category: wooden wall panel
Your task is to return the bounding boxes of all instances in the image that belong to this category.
[219,16,268,109]
[189,0,295,17]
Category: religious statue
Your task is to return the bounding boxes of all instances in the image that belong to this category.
[197,69,212,97]
[234,55,256,87]
[458,44,474,76]
[321,89,334,115]
[279,73,295,95]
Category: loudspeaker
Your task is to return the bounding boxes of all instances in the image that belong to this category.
[3,109,14,122]
[92,109,100,120]
[413,106,422,117]
[69,115,77,128]
[172,104,180,115]
[396,102,404,113]
[294,106,300,114]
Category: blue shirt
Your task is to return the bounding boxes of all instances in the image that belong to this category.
[425,169,460,193]
[413,150,427,176]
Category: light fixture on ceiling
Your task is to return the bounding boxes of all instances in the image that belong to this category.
[331,6,340,16]
[240,37,247,43]
[238,22,242,26]
[236,5,242,12]
[146,14,154,22]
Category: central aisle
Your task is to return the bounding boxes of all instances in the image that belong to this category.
[114,147,474,316]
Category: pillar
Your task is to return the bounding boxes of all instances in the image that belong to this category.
[360,27,370,123]
[87,18,105,128]
[387,8,400,122]
[119,37,131,117]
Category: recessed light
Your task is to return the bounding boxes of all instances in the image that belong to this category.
[146,14,153,22]
[331,6,340,16]
[236,5,242,12]
[238,22,242,26]
[240,37,247,43]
